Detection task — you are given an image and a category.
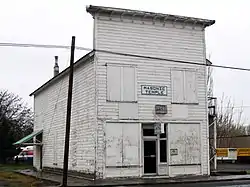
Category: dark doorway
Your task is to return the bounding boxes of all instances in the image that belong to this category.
[144,140,156,174]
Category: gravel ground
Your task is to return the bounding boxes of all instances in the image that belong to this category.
[217,163,250,171]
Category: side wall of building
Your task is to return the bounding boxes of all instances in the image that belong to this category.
[94,13,209,178]
[33,56,97,175]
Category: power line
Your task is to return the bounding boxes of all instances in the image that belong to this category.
[1,42,250,72]
[0,42,91,51]
[94,49,250,72]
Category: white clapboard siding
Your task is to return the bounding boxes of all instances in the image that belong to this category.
[94,14,209,176]
[33,58,96,174]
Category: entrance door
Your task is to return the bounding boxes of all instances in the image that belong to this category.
[144,140,157,174]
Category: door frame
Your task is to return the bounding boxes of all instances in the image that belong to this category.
[142,123,168,176]
[143,137,158,175]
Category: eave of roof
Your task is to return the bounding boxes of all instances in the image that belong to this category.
[29,50,94,96]
[86,5,215,27]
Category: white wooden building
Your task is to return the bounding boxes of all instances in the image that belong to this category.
[20,5,215,179]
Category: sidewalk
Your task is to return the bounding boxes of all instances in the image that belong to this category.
[16,169,250,187]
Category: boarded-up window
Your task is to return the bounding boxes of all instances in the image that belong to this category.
[107,65,137,102]
[168,123,201,165]
[105,123,123,166]
[185,71,198,103]
[123,123,140,165]
[107,66,121,101]
[123,67,136,101]
[171,69,197,103]
[172,70,184,103]
[105,123,140,167]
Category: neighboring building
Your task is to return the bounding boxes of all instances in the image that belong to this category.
[16,5,215,179]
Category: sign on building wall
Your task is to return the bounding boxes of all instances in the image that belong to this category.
[155,105,167,114]
[170,149,178,156]
[154,123,165,134]
[141,85,167,96]
[155,105,168,114]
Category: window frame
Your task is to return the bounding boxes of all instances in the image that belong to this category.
[159,124,167,163]
[171,68,198,104]
[106,63,137,102]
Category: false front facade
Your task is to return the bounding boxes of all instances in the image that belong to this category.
[28,5,215,179]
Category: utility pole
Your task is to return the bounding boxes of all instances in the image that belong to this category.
[213,98,217,170]
[208,96,217,171]
[61,36,75,187]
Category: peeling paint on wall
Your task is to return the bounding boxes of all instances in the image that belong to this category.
[169,123,201,165]
[53,132,57,165]
[71,128,77,168]
[105,123,140,168]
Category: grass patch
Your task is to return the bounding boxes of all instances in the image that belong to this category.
[0,171,40,187]
[0,163,33,172]
[0,164,54,187]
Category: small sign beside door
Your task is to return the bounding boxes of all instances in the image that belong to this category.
[170,149,178,156]
[154,123,161,135]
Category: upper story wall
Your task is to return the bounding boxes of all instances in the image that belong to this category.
[94,12,206,63]
[93,11,211,121]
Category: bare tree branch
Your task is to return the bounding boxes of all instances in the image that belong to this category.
[0,89,33,163]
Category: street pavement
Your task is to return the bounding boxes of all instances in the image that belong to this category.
[217,163,250,171]
[1,179,250,187]
[12,163,250,187]
[119,180,250,186]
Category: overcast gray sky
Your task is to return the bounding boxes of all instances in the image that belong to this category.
[1,0,250,123]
